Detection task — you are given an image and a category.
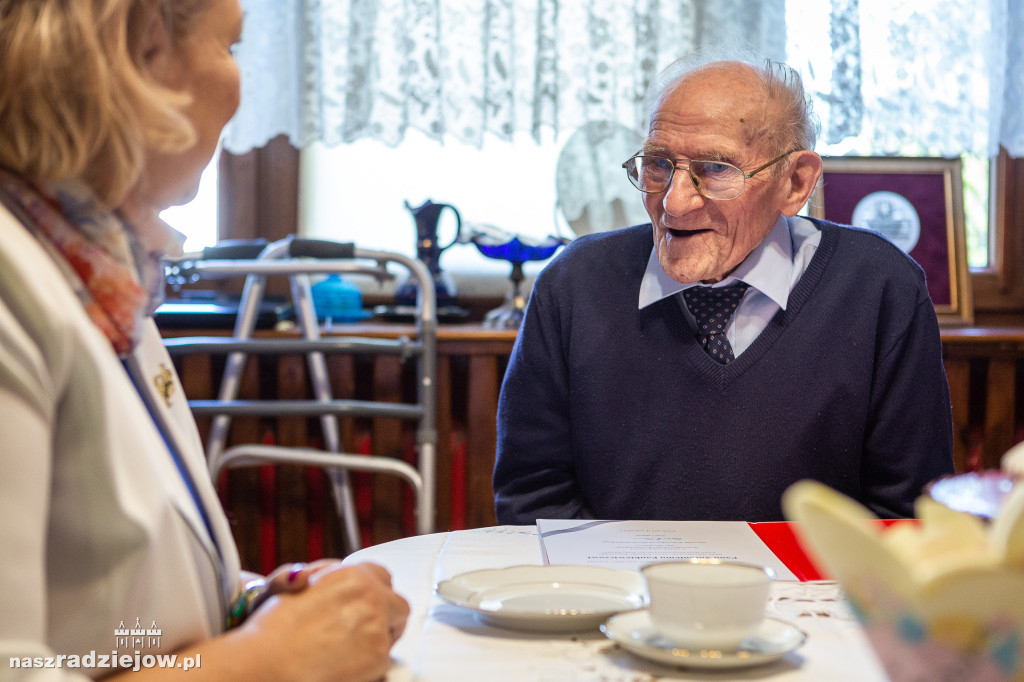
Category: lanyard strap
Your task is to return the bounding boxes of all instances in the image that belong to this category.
[121,358,223,562]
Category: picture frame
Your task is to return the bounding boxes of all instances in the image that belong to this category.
[808,156,974,326]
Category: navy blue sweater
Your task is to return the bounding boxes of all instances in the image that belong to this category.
[493,220,955,524]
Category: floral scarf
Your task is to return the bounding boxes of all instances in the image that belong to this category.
[0,168,184,355]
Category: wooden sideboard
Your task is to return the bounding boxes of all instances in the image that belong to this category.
[940,327,1024,472]
[164,324,1024,572]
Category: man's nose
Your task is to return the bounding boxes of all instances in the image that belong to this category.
[662,168,705,215]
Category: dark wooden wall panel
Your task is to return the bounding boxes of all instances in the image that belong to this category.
[166,325,1024,571]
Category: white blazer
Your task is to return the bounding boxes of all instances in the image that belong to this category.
[0,202,241,676]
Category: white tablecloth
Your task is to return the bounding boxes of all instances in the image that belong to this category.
[342,526,891,681]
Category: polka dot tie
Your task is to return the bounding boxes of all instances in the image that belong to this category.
[683,283,750,364]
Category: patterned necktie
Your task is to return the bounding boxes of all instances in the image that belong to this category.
[683,283,750,364]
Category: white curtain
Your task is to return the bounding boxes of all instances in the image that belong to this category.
[225,0,787,151]
[224,0,1024,158]
[788,0,1024,158]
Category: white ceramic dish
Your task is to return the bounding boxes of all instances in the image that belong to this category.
[434,565,647,632]
[601,610,806,669]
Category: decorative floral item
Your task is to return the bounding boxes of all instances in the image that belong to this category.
[782,470,1024,682]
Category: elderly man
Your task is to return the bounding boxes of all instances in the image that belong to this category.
[493,56,955,524]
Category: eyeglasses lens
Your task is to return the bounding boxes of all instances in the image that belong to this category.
[689,161,743,199]
[626,157,668,192]
[626,157,744,199]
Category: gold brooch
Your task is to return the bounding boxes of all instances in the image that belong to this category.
[153,364,175,407]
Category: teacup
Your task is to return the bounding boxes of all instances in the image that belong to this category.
[641,559,774,651]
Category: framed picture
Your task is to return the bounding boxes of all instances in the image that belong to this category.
[808,156,974,326]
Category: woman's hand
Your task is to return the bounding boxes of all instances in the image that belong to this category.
[262,559,339,596]
[238,562,410,682]
[103,562,408,681]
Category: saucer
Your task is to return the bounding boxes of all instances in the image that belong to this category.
[601,610,806,669]
[435,565,646,632]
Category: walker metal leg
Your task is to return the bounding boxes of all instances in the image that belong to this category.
[328,469,363,553]
[292,272,363,553]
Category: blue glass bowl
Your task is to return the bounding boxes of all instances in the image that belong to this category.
[471,235,567,263]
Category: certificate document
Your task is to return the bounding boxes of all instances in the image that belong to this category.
[536,519,799,580]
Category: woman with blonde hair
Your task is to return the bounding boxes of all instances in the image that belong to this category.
[0,1,408,679]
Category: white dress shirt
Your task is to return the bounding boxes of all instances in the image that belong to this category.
[638,215,822,356]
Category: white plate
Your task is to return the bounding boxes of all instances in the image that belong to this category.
[601,610,806,669]
[434,565,647,632]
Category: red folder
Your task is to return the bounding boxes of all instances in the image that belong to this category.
[748,522,823,581]
[750,519,918,581]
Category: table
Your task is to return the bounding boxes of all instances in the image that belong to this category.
[342,526,890,681]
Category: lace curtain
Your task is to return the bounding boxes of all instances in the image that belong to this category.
[224,0,1024,159]
[225,0,786,152]
[788,0,1024,158]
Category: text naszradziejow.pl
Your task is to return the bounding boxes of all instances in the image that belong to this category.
[9,651,200,672]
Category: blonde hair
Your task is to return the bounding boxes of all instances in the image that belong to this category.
[0,0,208,207]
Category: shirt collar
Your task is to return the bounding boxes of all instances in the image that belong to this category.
[638,215,796,310]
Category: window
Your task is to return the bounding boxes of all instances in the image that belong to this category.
[300,131,579,296]
[180,1,1020,291]
[291,2,1000,278]
[299,136,993,283]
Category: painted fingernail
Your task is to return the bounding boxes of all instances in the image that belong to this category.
[287,564,304,584]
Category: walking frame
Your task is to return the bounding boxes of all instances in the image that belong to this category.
[163,237,437,553]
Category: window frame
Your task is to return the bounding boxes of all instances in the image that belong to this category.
[971,150,1024,320]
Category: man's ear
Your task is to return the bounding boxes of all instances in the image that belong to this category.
[779,151,823,217]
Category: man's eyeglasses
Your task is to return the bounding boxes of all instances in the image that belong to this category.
[622,149,799,200]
